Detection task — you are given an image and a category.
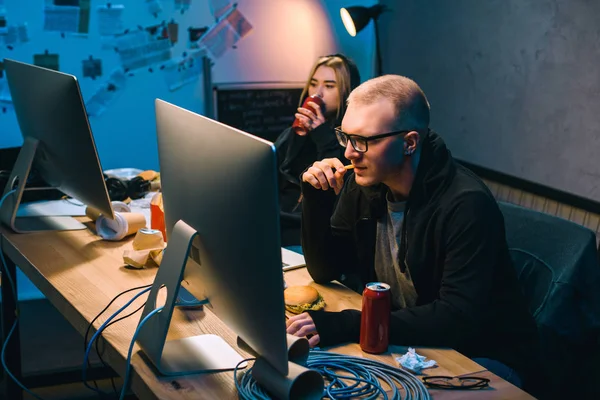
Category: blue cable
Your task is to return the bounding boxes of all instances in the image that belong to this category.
[118,306,164,400]
[82,286,152,394]
[0,190,47,400]
[235,349,432,400]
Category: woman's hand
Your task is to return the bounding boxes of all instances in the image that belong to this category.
[294,101,326,136]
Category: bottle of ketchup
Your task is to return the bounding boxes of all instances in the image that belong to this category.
[292,94,325,135]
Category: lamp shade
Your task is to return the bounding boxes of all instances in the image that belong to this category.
[340,5,384,37]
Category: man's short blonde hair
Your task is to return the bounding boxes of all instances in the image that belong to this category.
[347,74,430,131]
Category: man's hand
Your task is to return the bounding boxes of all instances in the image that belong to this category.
[294,101,326,136]
[302,158,347,195]
[286,313,320,347]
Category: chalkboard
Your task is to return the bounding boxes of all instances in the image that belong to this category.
[213,82,304,143]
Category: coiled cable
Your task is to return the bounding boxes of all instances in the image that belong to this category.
[235,349,431,400]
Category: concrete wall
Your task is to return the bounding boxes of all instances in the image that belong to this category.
[379,0,600,202]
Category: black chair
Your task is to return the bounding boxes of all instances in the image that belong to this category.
[499,202,600,399]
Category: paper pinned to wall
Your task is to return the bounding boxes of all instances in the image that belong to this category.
[146,0,162,17]
[1,23,29,46]
[209,0,231,20]
[116,29,172,72]
[85,68,127,117]
[82,55,102,79]
[163,48,204,91]
[97,3,125,36]
[175,0,192,13]
[0,11,7,36]
[199,6,253,59]
[33,50,60,71]
[43,5,79,33]
[167,20,178,44]
[44,1,90,35]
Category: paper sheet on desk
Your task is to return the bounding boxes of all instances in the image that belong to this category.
[17,199,86,217]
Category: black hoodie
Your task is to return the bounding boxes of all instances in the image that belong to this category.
[301,131,539,385]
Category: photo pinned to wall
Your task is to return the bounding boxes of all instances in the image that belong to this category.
[85,68,126,117]
[167,20,178,45]
[33,50,60,71]
[174,0,191,14]
[44,4,78,34]
[82,55,102,79]
[1,23,30,47]
[199,5,252,59]
[43,0,90,35]
[209,0,231,21]
[188,26,208,47]
[115,27,171,72]
[146,0,162,18]
[97,3,124,36]
[0,9,6,35]
[163,48,205,91]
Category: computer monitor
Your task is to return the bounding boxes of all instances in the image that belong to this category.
[0,59,114,233]
[139,99,288,374]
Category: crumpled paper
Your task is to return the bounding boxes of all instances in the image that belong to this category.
[396,347,437,374]
[123,228,165,268]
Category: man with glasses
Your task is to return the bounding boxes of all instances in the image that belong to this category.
[286,75,539,391]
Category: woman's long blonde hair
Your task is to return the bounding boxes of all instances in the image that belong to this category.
[298,54,361,125]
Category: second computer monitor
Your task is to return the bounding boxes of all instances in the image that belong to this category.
[155,99,288,375]
[1,59,113,232]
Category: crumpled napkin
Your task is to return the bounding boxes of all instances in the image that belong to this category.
[396,347,437,374]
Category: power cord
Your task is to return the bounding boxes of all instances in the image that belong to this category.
[83,284,210,398]
[235,349,432,400]
[83,284,152,397]
[82,286,153,395]
[0,189,46,400]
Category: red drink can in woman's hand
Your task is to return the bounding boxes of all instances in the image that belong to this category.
[360,282,391,354]
[292,94,325,135]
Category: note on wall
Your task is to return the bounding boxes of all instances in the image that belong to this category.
[209,0,231,20]
[43,5,79,33]
[33,50,60,71]
[199,7,252,59]
[115,29,171,72]
[175,0,191,13]
[85,68,127,117]
[1,23,29,46]
[146,0,162,17]
[82,55,102,79]
[163,49,204,91]
[44,1,90,34]
[97,3,124,36]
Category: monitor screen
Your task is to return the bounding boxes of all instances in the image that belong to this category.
[155,99,288,375]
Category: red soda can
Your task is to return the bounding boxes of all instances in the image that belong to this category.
[360,282,391,354]
[292,94,325,135]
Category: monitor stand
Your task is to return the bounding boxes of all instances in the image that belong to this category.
[136,219,246,376]
[0,137,86,233]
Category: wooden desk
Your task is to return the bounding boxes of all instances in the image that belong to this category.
[0,224,535,399]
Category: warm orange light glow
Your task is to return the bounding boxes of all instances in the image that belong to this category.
[340,8,356,37]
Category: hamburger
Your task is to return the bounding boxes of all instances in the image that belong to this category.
[284,285,325,314]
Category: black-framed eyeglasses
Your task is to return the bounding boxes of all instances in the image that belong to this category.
[334,127,412,153]
[422,376,490,390]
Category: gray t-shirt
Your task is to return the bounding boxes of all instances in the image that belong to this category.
[374,193,418,310]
